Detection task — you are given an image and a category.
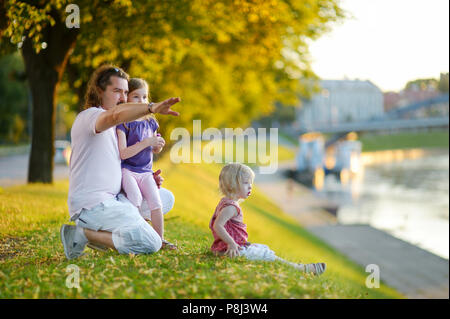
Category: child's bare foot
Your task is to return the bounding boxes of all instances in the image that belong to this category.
[161,239,178,250]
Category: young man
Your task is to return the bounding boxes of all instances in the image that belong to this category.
[61,65,180,259]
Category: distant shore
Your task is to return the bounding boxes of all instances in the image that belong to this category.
[280,129,449,153]
[359,130,449,152]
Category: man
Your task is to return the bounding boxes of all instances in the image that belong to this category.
[60,65,180,259]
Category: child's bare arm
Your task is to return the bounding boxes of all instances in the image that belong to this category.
[213,206,240,257]
[116,129,164,160]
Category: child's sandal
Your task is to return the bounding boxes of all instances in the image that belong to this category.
[161,239,178,250]
[297,263,327,276]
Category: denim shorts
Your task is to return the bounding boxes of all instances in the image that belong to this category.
[76,196,162,255]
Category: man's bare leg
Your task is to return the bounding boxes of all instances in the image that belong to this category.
[84,229,116,250]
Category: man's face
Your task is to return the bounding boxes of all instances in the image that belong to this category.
[100,76,129,110]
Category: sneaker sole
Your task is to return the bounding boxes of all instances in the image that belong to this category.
[60,225,72,260]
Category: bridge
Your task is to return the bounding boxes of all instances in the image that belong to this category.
[384,93,449,119]
[295,93,449,134]
[300,116,448,134]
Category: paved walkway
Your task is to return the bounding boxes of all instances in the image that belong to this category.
[0,154,69,187]
[255,161,338,226]
[254,161,449,299]
[309,225,449,298]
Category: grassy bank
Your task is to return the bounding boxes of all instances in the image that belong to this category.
[0,154,402,298]
[359,130,449,152]
[280,129,449,152]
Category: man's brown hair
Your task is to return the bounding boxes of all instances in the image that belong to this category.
[84,65,129,109]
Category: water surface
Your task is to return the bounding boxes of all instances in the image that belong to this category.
[320,150,449,259]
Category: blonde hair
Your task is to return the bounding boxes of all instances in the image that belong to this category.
[219,163,255,199]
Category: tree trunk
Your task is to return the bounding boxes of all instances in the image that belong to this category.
[21,10,79,183]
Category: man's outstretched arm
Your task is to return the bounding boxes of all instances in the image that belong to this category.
[95,97,181,133]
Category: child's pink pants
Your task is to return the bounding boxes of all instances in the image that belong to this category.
[121,168,162,213]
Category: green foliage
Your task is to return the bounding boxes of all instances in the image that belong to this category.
[438,72,449,93]
[56,0,345,138]
[404,73,449,93]
[405,78,439,91]
[0,52,29,143]
[2,0,65,53]
[1,0,345,168]
[256,103,298,127]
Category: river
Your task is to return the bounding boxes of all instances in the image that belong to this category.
[318,149,449,260]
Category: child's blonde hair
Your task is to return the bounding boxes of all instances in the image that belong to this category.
[219,163,255,199]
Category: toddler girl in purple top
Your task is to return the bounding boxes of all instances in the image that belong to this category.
[116,78,177,250]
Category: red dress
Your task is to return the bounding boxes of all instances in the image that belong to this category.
[209,197,249,252]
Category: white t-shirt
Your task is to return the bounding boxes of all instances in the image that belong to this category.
[68,107,122,220]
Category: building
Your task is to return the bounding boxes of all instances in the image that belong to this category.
[296,80,384,129]
[384,85,442,112]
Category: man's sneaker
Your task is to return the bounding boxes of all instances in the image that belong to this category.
[60,224,87,260]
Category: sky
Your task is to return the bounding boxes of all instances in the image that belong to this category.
[308,0,450,92]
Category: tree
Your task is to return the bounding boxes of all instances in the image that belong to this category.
[405,78,439,91]
[0,52,29,143]
[1,0,79,183]
[439,72,449,93]
[1,0,344,183]
[404,73,449,93]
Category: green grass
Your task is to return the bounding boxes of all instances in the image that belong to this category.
[279,129,449,152]
[358,130,448,152]
[279,131,299,146]
[0,154,402,299]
